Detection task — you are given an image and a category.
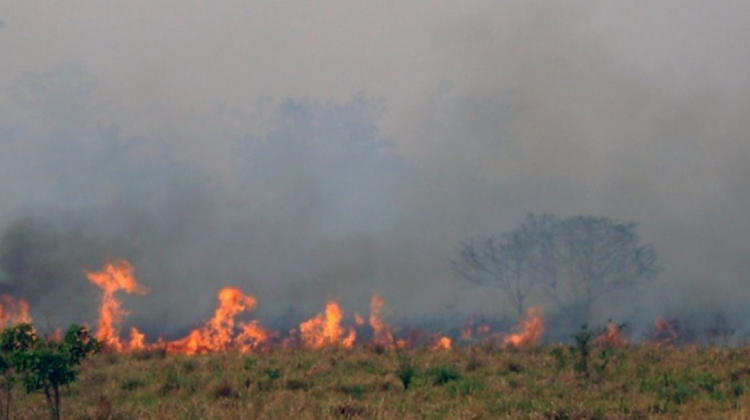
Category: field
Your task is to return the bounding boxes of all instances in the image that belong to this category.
[6,343,750,420]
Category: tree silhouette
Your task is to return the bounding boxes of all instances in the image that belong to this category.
[454,213,659,322]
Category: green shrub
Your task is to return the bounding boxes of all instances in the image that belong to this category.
[396,359,415,390]
[429,365,461,385]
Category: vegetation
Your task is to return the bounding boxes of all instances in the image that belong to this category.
[0,335,744,419]
[453,213,659,323]
[0,323,101,420]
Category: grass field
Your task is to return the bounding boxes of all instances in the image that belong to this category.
[6,342,750,420]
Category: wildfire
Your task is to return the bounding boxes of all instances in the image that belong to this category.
[431,336,452,350]
[0,295,31,328]
[299,300,356,349]
[503,307,544,348]
[594,322,628,348]
[12,258,706,355]
[166,287,268,355]
[651,318,678,347]
[85,259,149,351]
[129,327,147,350]
[460,319,493,343]
[369,294,395,348]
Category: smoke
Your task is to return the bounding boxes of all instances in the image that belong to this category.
[416,2,750,335]
[0,2,749,341]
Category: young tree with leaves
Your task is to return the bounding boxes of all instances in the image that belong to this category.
[0,323,101,420]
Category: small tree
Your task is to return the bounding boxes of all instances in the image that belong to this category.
[0,323,38,420]
[1,324,101,420]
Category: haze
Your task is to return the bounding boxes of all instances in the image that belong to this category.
[0,2,748,340]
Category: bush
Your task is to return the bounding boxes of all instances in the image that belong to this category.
[429,365,461,385]
[396,359,415,390]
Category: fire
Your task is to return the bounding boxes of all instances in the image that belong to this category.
[13,258,696,355]
[503,307,544,347]
[299,300,356,349]
[432,336,452,350]
[369,295,395,348]
[129,327,146,350]
[651,318,678,346]
[85,259,149,351]
[594,322,628,348]
[0,295,32,327]
[166,287,268,355]
[459,319,493,343]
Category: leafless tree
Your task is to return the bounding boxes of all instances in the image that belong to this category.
[453,213,659,322]
[547,216,659,322]
[452,213,555,317]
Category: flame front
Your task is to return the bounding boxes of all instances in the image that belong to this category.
[594,322,628,348]
[651,318,678,347]
[0,258,637,354]
[299,300,356,349]
[503,307,544,347]
[85,259,149,351]
[369,295,395,348]
[432,336,452,350]
[167,287,268,354]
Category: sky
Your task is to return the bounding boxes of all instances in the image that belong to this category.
[0,2,749,339]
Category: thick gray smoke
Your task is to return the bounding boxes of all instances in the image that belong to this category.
[0,2,748,342]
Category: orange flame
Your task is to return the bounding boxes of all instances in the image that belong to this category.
[369,294,395,348]
[503,307,544,347]
[594,322,628,348]
[299,300,356,349]
[129,327,146,350]
[459,319,494,343]
[431,336,452,350]
[0,295,32,327]
[166,287,268,354]
[460,322,472,341]
[651,318,678,347]
[85,259,149,351]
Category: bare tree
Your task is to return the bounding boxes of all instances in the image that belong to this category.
[453,213,659,322]
[548,216,659,322]
[452,213,555,317]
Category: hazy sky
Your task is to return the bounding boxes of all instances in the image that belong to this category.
[1,2,749,338]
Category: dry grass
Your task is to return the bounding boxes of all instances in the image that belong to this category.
[4,344,750,419]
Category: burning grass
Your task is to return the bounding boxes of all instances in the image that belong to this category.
[3,258,749,418]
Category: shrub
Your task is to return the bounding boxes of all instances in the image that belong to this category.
[571,324,593,378]
[429,365,461,385]
[396,359,415,390]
